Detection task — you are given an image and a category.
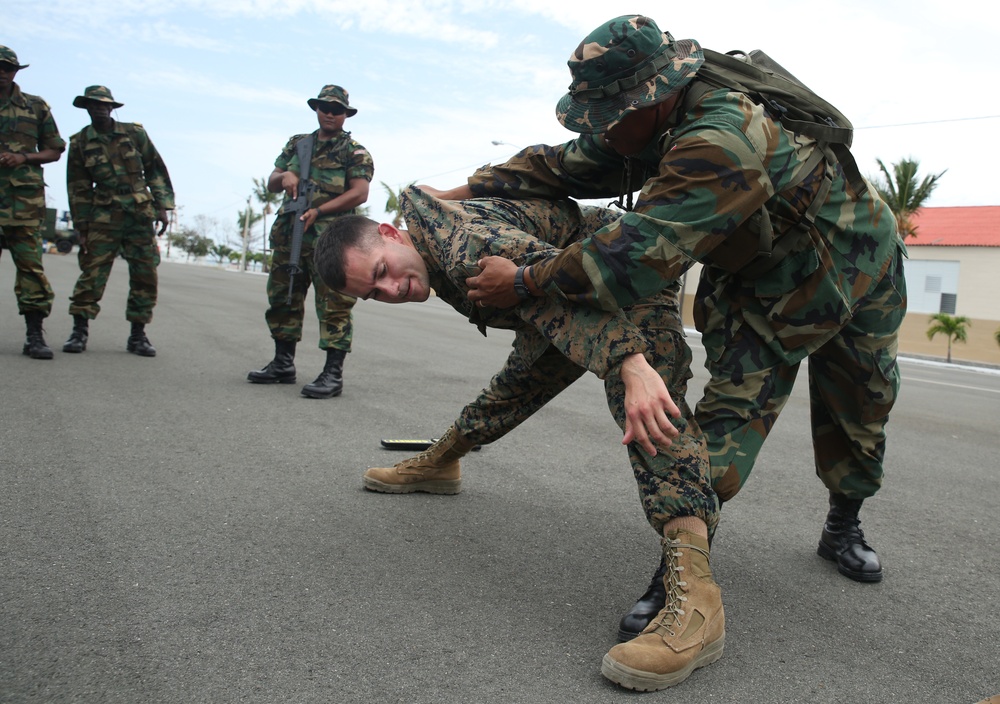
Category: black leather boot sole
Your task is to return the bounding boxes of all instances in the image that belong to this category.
[247,370,296,384]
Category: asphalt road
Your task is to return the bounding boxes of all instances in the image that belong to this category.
[2,253,998,704]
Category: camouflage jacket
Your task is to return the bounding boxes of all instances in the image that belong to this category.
[467,84,905,366]
[67,120,175,227]
[0,82,65,225]
[400,186,681,378]
[276,129,373,230]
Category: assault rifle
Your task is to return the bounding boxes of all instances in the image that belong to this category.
[283,133,316,304]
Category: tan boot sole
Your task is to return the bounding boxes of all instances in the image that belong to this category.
[362,475,462,495]
[600,632,725,691]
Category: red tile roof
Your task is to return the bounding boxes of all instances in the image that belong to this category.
[907,206,1000,247]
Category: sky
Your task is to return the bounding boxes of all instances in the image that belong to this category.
[6,0,999,248]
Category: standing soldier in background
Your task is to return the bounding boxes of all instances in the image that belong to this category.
[0,45,65,360]
[247,85,373,399]
[63,85,174,357]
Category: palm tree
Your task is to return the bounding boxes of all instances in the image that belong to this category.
[872,158,946,239]
[381,181,409,228]
[926,313,970,363]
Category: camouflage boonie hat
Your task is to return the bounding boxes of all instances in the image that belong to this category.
[73,85,124,109]
[307,84,358,117]
[0,45,28,69]
[556,15,704,134]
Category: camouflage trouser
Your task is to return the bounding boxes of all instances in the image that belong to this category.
[699,248,907,503]
[68,212,160,323]
[455,305,717,536]
[266,217,355,351]
[0,223,55,317]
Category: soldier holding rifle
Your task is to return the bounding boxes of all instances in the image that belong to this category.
[247,85,373,399]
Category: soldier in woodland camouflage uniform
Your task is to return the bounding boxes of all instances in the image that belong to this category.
[442,15,906,691]
[315,186,721,682]
[0,46,65,360]
[63,85,175,357]
[247,85,373,399]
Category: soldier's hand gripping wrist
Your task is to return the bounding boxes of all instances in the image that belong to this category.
[466,256,527,309]
[619,353,681,457]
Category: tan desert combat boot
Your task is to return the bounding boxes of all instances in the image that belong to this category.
[362,427,474,495]
[602,528,725,691]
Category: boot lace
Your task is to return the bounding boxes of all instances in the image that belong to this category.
[836,515,874,550]
[649,539,689,637]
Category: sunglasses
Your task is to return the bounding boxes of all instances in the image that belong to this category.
[316,103,347,116]
[0,63,19,73]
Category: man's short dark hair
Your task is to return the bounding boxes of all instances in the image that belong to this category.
[314,215,381,290]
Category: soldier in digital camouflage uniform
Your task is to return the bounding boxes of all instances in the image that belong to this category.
[0,45,65,360]
[439,15,907,692]
[314,185,721,685]
[63,85,175,357]
[247,85,373,399]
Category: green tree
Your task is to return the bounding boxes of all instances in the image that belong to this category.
[926,313,970,363]
[381,181,409,228]
[995,327,1000,350]
[169,227,213,261]
[872,158,946,240]
[209,242,234,264]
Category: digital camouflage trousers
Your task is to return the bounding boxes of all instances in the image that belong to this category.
[454,303,718,537]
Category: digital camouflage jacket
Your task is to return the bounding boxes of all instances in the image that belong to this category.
[0,83,65,226]
[67,120,174,227]
[467,84,906,367]
[400,186,682,379]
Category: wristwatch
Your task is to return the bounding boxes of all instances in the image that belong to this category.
[513,265,531,300]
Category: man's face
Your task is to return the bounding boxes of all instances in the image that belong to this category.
[85,101,114,124]
[314,103,347,135]
[602,100,671,157]
[340,226,431,303]
[0,63,18,93]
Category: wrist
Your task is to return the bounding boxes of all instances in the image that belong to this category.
[513,265,531,300]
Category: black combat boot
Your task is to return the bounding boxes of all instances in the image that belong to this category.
[617,556,668,642]
[817,493,883,582]
[63,315,89,353]
[301,348,346,399]
[247,340,297,384]
[23,312,54,359]
[126,322,157,357]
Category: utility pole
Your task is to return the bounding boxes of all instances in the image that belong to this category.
[239,195,251,272]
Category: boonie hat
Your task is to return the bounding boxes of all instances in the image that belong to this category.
[307,85,357,117]
[0,45,28,69]
[556,15,704,134]
[73,85,124,109]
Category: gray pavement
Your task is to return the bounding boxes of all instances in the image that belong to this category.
[2,253,998,703]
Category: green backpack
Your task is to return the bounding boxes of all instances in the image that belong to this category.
[681,48,868,276]
[690,47,866,193]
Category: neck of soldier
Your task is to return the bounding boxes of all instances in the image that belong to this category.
[318,125,342,140]
[91,116,115,133]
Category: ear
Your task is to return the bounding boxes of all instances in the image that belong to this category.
[377,222,403,243]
